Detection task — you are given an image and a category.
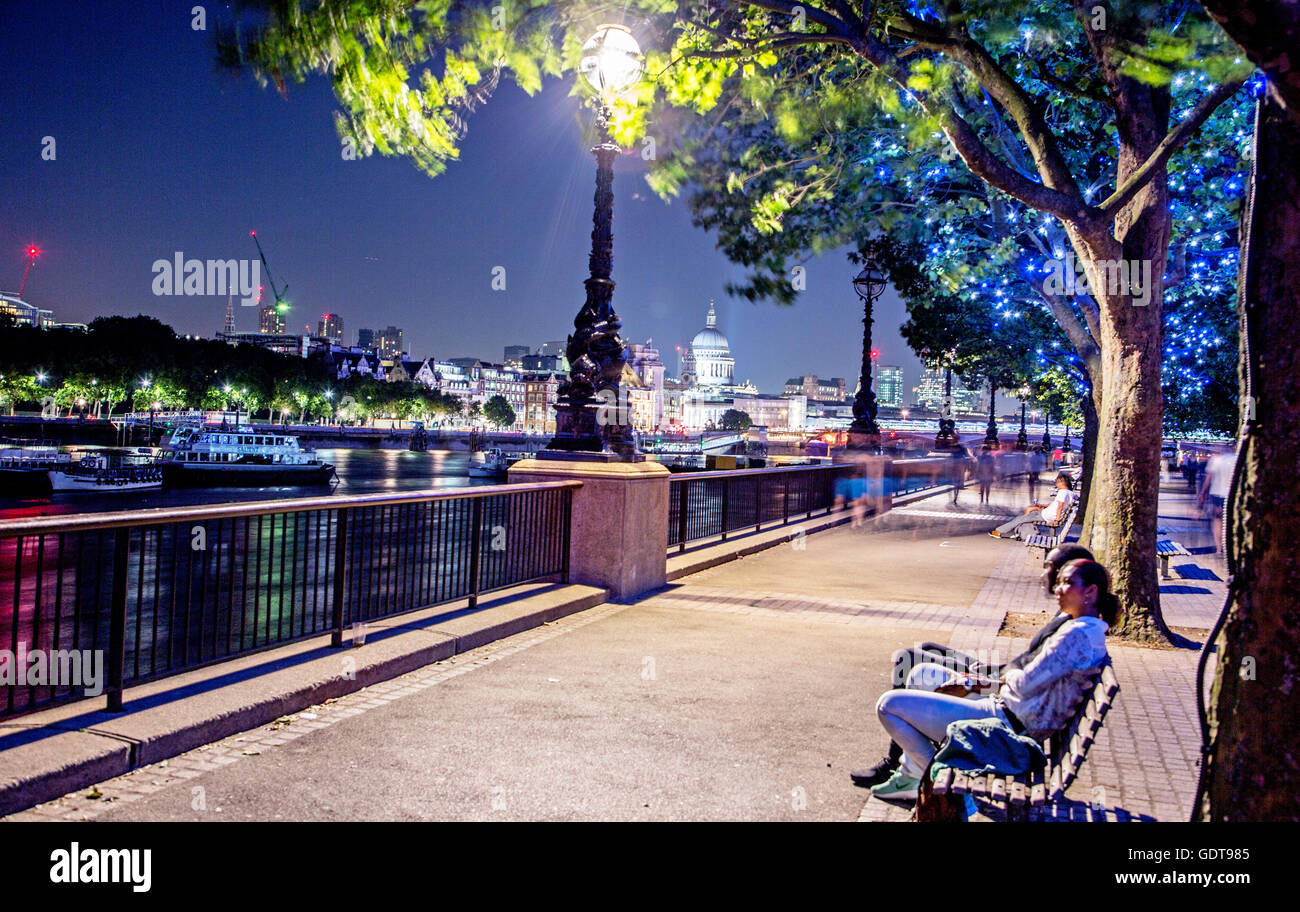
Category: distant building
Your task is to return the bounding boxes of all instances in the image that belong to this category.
[626,341,666,431]
[783,375,847,403]
[376,326,404,359]
[916,368,985,415]
[522,353,566,373]
[0,293,53,327]
[356,327,375,351]
[877,365,904,407]
[318,313,344,343]
[538,341,567,358]
[450,357,482,373]
[218,330,311,357]
[524,374,561,435]
[680,301,735,389]
[259,301,285,334]
[504,345,530,367]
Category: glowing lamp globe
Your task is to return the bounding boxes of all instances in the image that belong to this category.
[580,25,643,100]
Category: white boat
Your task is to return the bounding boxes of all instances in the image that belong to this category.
[467,448,511,477]
[161,425,334,487]
[49,448,162,493]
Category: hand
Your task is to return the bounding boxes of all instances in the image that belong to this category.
[935,683,970,697]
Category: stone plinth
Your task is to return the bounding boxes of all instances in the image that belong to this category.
[508,457,670,602]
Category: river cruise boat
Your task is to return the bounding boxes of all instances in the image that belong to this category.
[0,441,72,496]
[161,426,334,487]
[49,447,162,493]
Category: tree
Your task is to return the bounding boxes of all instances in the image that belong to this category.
[720,408,752,432]
[1194,0,1300,822]
[216,2,1250,643]
[641,3,1249,643]
[483,394,516,428]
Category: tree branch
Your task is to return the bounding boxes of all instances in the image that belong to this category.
[1098,78,1246,219]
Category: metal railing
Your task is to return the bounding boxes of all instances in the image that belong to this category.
[0,481,577,720]
[667,457,955,552]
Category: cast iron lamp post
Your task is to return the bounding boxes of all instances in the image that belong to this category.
[847,260,887,451]
[934,356,959,450]
[983,379,1000,449]
[1041,408,1053,454]
[545,24,643,459]
[1016,385,1030,451]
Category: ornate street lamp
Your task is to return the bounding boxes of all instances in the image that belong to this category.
[983,380,999,449]
[1016,386,1030,451]
[546,24,644,459]
[1041,408,1053,454]
[847,260,887,451]
[935,358,959,450]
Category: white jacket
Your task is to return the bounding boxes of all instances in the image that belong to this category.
[999,616,1108,739]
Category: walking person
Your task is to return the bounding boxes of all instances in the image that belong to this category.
[975,447,997,505]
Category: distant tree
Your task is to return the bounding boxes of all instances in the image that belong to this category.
[720,409,752,432]
[467,401,484,426]
[483,395,516,428]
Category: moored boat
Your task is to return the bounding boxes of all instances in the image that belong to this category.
[160,425,335,487]
[49,448,162,493]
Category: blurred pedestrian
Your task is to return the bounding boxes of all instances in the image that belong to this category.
[976,447,997,504]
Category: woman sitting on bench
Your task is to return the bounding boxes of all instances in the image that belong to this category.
[869,559,1117,800]
[989,473,1075,541]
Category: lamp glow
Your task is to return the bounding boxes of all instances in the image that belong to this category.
[580,25,643,100]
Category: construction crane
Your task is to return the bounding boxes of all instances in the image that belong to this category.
[18,245,40,297]
[249,230,289,332]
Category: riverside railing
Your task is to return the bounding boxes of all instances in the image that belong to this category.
[667,457,957,552]
[0,481,577,720]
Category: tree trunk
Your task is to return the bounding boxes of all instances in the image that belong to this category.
[1203,88,1300,821]
[1076,392,1099,534]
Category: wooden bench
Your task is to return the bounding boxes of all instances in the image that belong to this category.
[918,660,1120,822]
[1156,538,1192,579]
[1024,501,1079,557]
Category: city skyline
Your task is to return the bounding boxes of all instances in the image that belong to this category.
[0,2,934,401]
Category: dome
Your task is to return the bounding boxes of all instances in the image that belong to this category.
[692,327,729,350]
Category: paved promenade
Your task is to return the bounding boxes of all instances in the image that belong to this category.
[5,471,1222,822]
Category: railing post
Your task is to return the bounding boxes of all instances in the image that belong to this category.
[783,473,789,526]
[755,476,763,533]
[468,497,484,610]
[677,482,689,553]
[330,508,349,648]
[106,528,130,713]
[561,488,572,583]
[720,478,730,542]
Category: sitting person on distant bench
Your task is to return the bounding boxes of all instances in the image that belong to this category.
[850,544,1094,788]
[989,473,1075,541]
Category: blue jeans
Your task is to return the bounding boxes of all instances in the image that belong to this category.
[876,676,1013,779]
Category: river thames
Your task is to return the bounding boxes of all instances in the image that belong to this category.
[0,449,498,520]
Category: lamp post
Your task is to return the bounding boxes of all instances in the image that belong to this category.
[935,357,959,450]
[983,380,999,449]
[545,24,644,459]
[1016,386,1030,451]
[848,259,886,451]
[1041,408,1053,455]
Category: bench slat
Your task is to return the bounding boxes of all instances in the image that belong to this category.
[951,770,970,795]
[933,767,954,795]
[991,778,1008,804]
[1009,780,1027,806]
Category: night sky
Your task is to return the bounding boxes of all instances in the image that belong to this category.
[0,1,929,397]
